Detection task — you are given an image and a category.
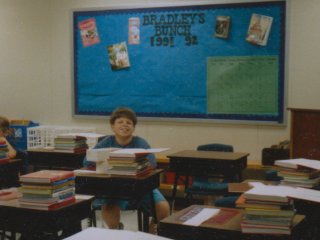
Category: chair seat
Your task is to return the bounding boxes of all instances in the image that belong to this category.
[265,170,283,181]
[214,195,239,208]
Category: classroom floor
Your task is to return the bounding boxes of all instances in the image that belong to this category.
[82,209,139,231]
[7,210,138,239]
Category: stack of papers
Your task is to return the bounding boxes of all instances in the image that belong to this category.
[64,227,173,240]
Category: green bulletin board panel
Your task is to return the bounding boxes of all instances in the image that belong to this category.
[73,1,286,123]
[207,56,278,115]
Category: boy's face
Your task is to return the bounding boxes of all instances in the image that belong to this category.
[111,117,135,138]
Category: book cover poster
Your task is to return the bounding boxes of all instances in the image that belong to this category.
[107,42,130,70]
[78,18,100,47]
[128,17,140,45]
[246,13,273,46]
[214,16,230,39]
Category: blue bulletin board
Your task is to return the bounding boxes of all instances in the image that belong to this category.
[73,1,286,123]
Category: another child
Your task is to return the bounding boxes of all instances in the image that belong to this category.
[0,116,17,159]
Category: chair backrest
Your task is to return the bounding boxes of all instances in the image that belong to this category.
[262,148,290,166]
[197,143,234,152]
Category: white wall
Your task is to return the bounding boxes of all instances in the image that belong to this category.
[0,0,52,121]
[1,0,319,163]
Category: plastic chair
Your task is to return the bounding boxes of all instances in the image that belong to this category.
[262,148,288,181]
[185,143,235,205]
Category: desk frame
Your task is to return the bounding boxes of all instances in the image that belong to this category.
[167,150,249,210]
[27,149,85,171]
[159,205,305,240]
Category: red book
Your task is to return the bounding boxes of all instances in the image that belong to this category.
[20,170,75,184]
[48,195,76,210]
[0,158,10,165]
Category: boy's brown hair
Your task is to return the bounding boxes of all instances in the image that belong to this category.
[109,107,137,126]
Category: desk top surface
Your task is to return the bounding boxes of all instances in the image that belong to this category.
[167,150,249,161]
[28,148,86,155]
[0,159,21,171]
[0,194,94,210]
[0,159,21,165]
[75,168,163,180]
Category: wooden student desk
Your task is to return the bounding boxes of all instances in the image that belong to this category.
[75,169,163,232]
[0,195,94,240]
[167,150,249,208]
[0,159,21,189]
[27,148,86,171]
[158,205,305,240]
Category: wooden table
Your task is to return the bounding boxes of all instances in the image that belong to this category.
[27,149,86,171]
[75,169,163,232]
[167,150,249,209]
[0,159,21,188]
[0,195,94,240]
[159,205,305,240]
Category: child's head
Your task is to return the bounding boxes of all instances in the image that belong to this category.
[109,107,137,127]
[0,116,10,137]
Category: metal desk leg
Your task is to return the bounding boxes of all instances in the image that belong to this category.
[137,209,143,231]
[171,173,179,213]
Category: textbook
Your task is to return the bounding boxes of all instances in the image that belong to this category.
[20,170,75,183]
[287,187,320,203]
[19,195,76,211]
[243,185,292,203]
[275,158,320,170]
[21,179,75,191]
[0,188,21,200]
[245,208,295,218]
[109,148,170,158]
[107,166,152,177]
[20,186,75,198]
[277,168,320,180]
[0,158,10,165]
[235,194,288,210]
[241,223,291,235]
[54,147,88,154]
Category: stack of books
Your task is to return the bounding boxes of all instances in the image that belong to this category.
[107,148,153,177]
[19,170,76,210]
[0,140,10,164]
[275,158,320,188]
[54,134,88,153]
[240,185,296,235]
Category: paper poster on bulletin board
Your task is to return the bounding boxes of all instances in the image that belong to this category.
[73,1,286,123]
